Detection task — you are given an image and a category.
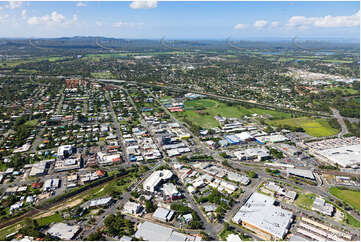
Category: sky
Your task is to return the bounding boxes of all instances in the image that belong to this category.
[0,1,359,40]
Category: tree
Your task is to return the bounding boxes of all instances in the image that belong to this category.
[145,200,157,213]
[247,170,257,178]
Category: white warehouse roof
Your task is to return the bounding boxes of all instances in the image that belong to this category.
[233,192,293,239]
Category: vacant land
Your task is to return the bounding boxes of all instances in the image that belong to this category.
[329,187,360,211]
[295,193,316,210]
[267,117,339,137]
[176,99,291,129]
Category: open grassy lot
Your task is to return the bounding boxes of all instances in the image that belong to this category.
[91,71,116,79]
[267,117,339,137]
[36,213,63,227]
[295,193,316,210]
[24,119,38,126]
[176,99,291,129]
[326,87,360,95]
[328,187,360,211]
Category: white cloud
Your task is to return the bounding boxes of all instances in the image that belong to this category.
[21,9,26,19]
[254,20,268,28]
[76,2,87,7]
[112,21,143,27]
[0,6,3,11]
[287,11,360,28]
[234,23,247,30]
[6,1,23,10]
[95,21,103,27]
[27,11,77,26]
[271,21,280,27]
[130,0,158,9]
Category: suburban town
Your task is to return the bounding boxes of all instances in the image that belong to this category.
[0,1,360,242]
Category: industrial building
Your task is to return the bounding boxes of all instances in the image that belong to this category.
[134,221,201,241]
[47,223,80,240]
[162,183,181,200]
[123,201,143,215]
[143,170,173,193]
[232,192,293,240]
[312,197,334,216]
[152,207,175,222]
[256,135,288,144]
[89,197,113,208]
[316,144,360,168]
[287,168,315,180]
[234,147,270,161]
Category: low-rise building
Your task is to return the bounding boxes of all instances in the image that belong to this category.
[134,221,201,241]
[143,170,173,193]
[47,223,80,240]
[152,207,175,222]
[123,201,143,215]
[232,192,293,240]
[312,197,334,216]
[89,197,113,208]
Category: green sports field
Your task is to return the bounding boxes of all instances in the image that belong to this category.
[267,117,339,137]
[328,187,360,211]
[175,99,291,129]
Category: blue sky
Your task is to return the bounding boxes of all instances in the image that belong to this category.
[0,1,359,40]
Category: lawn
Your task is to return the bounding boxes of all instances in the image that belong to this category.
[91,71,116,79]
[24,119,38,126]
[328,187,360,211]
[176,99,291,129]
[295,193,316,210]
[267,117,339,137]
[326,87,360,95]
[36,213,63,227]
[345,211,360,228]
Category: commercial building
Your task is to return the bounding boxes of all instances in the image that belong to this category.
[97,152,122,166]
[316,144,360,168]
[43,178,60,191]
[89,197,112,208]
[29,159,52,176]
[57,145,73,159]
[123,201,143,215]
[152,207,175,222]
[47,223,80,240]
[162,183,181,200]
[256,135,288,144]
[312,197,334,216]
[234,148,270,161]
[227,172,250,185]
[143,170,173,193]
[54,155,82,172]
[232,192,293,240]
[134,221,201,241]
[287,168,315,180]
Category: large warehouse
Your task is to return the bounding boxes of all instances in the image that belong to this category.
[232,192,293,240]
[316,144,360,168]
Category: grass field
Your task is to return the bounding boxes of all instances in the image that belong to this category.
[295,193,316,210]
[326,87,360,95]
[345,211,360,228]
[328,187,360,211]
[267,117,339,137]
[36,213,63,227]
[91,71,116,79]
[176,99,291,129]
[24,119,38,126]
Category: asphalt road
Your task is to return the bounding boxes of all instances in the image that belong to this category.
[330,107,349,138]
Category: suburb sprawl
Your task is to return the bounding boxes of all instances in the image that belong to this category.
[0,37,359,241]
